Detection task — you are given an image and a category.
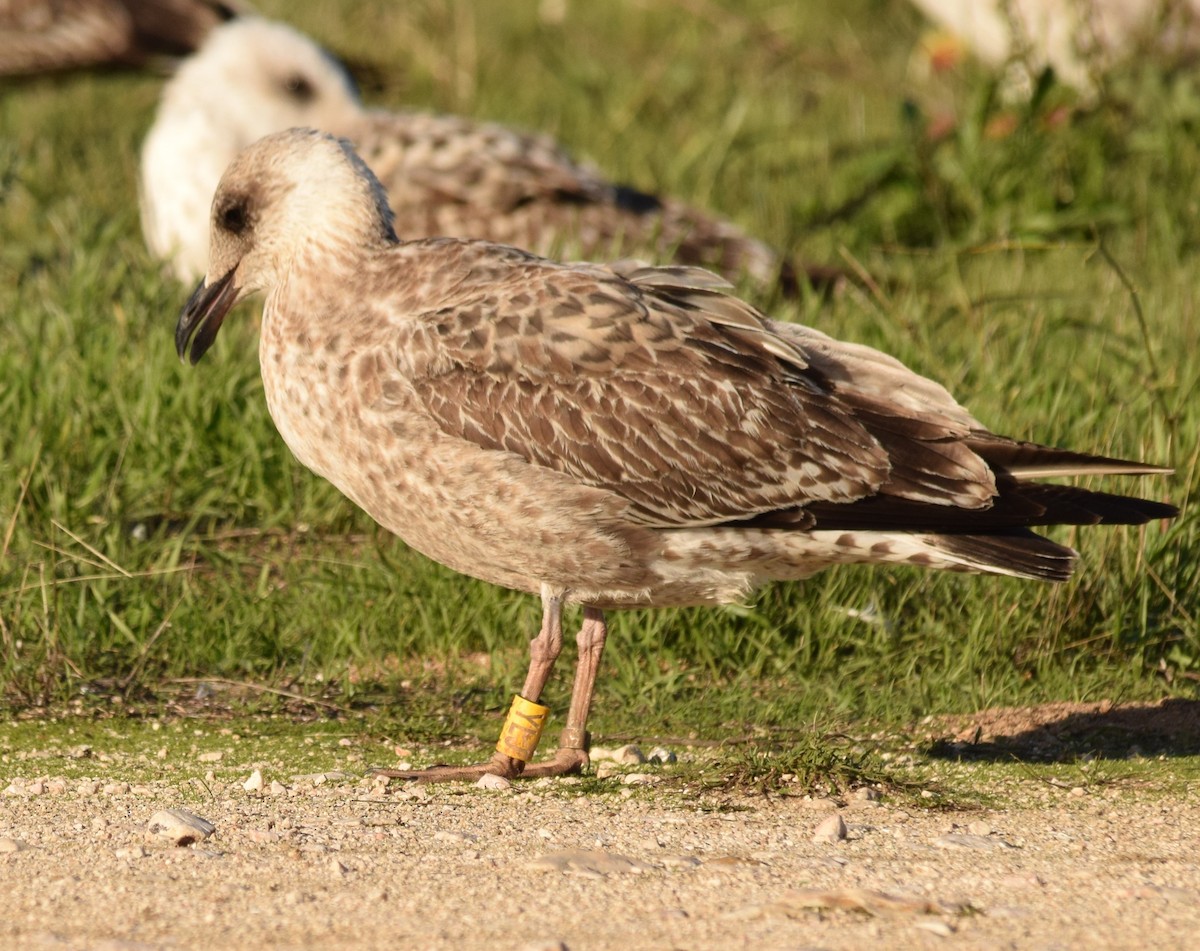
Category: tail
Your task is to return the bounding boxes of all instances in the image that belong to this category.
[931,531,1077,581]
[759,528,1080,582]
[755,447,1176,583]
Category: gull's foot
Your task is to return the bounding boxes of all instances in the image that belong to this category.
[373,747,588,784]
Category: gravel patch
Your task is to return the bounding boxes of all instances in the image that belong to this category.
[0,771,1198,949]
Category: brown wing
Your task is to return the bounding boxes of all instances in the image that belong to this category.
[0,0,240,74]
[0,0,130,74]
[349,111,610,217]
[344,111,789,287]
[391,251,889,528]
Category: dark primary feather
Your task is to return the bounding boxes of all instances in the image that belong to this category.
[764,482,1177,532]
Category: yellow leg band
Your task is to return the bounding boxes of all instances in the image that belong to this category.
[495,695,550,762]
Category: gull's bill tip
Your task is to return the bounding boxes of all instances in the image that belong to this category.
[176,269,238,365]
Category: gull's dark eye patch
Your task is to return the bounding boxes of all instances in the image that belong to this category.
[282,73,316,102]
[216,195,252,236]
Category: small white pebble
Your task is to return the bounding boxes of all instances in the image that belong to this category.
[268,781,288,797]
[147,808,216,846]
[197,751,223,763]
[434,830,478,844]
[247,829,280,844]
[0,837,26,853]
[476,774,511,791]
[243,770,264,793]
[648,747,676,765]
[812,813,848,844]
[622,773,654,786]
[590,745,645,765]
[114,845,147,860]
[102,782,129,796]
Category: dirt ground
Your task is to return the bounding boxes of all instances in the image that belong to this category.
[1,700,1198,951]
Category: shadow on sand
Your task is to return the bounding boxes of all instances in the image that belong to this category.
[924,698,1200,762]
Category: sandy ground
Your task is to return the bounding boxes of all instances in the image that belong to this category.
[1,702,1198,951]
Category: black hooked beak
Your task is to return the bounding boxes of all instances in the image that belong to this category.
[175,268,240,365]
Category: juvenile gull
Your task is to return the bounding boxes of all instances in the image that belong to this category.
[176,129,1176,782]
[0,0,243,76]
[142,16,838,291]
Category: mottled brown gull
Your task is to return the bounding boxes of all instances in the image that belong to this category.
[143,16,838,292]
[176,128,1175,781]
[0,0,243,76]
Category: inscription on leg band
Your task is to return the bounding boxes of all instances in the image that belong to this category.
[495,695,550,762]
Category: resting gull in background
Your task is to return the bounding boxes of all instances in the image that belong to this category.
[175,128,1176,782]
[909,0,1200,93]
[0,0,244,76]
[143,16,839,292]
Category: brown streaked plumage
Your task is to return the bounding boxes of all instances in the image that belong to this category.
[141,16,840,292]
[176,129,1176,781]
[0,0,244,76]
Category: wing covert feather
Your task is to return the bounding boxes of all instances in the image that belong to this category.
[392,260,890,526]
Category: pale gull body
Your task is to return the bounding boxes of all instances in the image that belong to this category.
[910,0,1200,93]
[142,17,835,291]
[176,129,1176,781]
[0,0,243,76]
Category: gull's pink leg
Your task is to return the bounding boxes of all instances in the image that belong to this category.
[519,607,607,778]
[376,592,575,782]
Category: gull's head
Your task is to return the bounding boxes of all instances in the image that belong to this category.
[175,128,397,365]
[142,17,366,281]
[167,17,362,141]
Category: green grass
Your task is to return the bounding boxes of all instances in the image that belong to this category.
[0,0,1196,772]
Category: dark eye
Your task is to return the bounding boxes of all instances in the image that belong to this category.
[218,199,249,235]
[282,73,316,102]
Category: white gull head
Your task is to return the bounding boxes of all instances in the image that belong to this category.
[141,17,363,281]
